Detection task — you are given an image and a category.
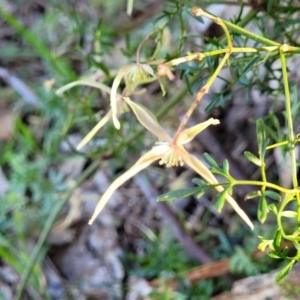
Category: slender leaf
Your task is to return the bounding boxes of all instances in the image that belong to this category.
[257,194,268,223]
[192,178,208,187]
[244,151,261,166]
[273,229,282,254]
[267,252,282,259]
[268,203,278,215]
[264,190,281,201]
[244,190,261,200]
[216,186,231,212]
[157,187,202,202]
[276,260,295,282]
[223,159,230,175]
[256,118,267,158]
[203,153,219,168]
[281,211,297,218]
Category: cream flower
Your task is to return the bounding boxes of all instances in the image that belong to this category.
[88,97,253,229]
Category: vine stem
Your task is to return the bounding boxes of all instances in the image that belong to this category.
[15,161,102,300]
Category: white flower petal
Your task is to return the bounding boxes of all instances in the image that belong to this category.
[124,97,172,142]
[88,147,167,224]
[178,118,220,145]
[177,147,254,229]
[56,79,112,97]
[77,110,113,150]
[110,65,133,129]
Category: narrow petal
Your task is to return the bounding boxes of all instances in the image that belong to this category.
[110,65,133,129]
[178,147,254,229]
[56,79,112,97]
[177,146,218,183]
[124,97,172,142]
[177,118,220,145]
[77,110,113,150]
[88,147,167,224]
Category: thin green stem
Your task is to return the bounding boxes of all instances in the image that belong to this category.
[297,193,300,230]
[222,18,280,47]
[231,180,297,194]
[266,141,289,150]
[280,48,298,189]
[203,46,278,55]
[15,161,102,300]
[260,164,267,185]
[150,31,163,61]
[178,4,186,53]
[204,179,297,194]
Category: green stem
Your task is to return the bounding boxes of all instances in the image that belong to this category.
[207,180,297,194]
[231,180,297,194]
[280,49,298,189]
[15,161,102,300]
[222,18,280,47]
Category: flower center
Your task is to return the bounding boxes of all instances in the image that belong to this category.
[155,142,184,167]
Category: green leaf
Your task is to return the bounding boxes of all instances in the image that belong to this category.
[276,260,295,282]
[203,153,219,168]
[223,159,230,175]
[256,118,268,158]
[282,247,289,259]
[209,167,226,176]
[216,186,231,212]
[244,190,261,200]
[241,56,261,75]
[267,251,281,259]
[157,187,202,202]
[261,138,269,158]
[267,0,275,13]
[273,230,282,253]
[244,151,262,166]
[268,203,278,215]
[281,211,297,218]
[192,178,208,187]
[257,194,268,223]
[258,237,273,252]
[196,190,206,198]
[264,190,281,201]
